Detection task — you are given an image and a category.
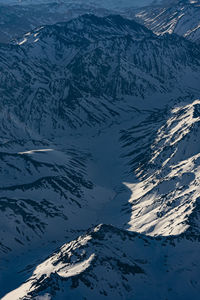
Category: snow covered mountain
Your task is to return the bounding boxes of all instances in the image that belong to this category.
[132,0,200,43]
[0,13,200,300]
[1,14,199,136]
[0,0,165,9]
[1,0,199,44]
[3,224,200,300]
[0,2,112,43]
[120,99,200,236]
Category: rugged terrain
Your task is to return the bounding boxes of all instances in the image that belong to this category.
[132,0,200,43]
[0,11,200,300]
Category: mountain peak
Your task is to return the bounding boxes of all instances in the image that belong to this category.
[15,13,153,47]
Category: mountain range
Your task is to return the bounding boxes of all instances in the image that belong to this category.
[0,3,200,300]
[133,0,200,43]
[0,0,199,44]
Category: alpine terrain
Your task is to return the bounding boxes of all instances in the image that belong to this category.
[132,0,200,43]
[0,3,200,300]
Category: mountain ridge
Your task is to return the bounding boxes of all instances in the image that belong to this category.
[1,11,200,300]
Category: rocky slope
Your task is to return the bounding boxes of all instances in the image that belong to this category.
[120,99,200,236]
[0,0,164,9]
[0,13,200,300]
[132,0,200,43]
[1,1,200,45]
[1,14,199,136]
[3,224,200,300]
[0,2,112,43]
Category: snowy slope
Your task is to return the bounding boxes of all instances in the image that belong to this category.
[0,15,199,137]
[1,1,199,44]
[0,2,112,43]
[132,0,200,43]
[0,139,99,256]
[0,13,200,300]
[0,0,165,9]
[120,99,200,236]
[3,224,200,300]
